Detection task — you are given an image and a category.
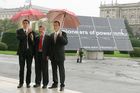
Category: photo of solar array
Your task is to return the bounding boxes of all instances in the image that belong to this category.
[63,16,133,51]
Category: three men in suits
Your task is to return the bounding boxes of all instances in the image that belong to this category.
[16,19,36,88]
[33,25,50,89]
[49,21,68,91]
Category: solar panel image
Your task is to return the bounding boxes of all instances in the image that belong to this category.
[115,39,133,51]
[108,18,126,29]
[98,37,116,50]
[80,37,99,51]
[92,17,110,28]
[77,16,93,26]
[65,37,81,50]
[78,27,96,38]
[95,27,112,38]
[64,16,133,51]
[112,28,129,39]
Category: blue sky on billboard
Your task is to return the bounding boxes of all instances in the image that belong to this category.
[0,0,140,16]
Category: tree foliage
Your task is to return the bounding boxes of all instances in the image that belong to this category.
[124,19,134,38]
[0,19,18,33]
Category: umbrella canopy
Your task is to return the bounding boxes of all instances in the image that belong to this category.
[11,9,46,22]
[47,9,80,28]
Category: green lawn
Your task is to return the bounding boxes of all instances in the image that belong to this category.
[0,50,16,55]
[104,51,130,58]
[0,51,76,56]
[0,50,130,58]
[66,51,130,58]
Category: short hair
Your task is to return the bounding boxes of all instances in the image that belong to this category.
[22,19,30,24]
[54,21,60,26]
[39,25,46,29]
[39,25,42,27]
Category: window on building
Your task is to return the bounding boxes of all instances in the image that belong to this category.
[107,10,110,14]
[106,15,110,18]
[122,15,125,18]
[130,15,134,19]
[139,28,140,31]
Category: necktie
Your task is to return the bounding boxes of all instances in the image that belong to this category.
[25,30,29,49]
[54,33,57,43]
[24,29,26,33]
[38,35,43,51]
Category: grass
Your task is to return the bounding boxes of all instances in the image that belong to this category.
[0,50,130,58]
[0,50,75,56]
[66,51,130,58]
[0,51,76,56]
[0,50,16,55]
[104,51,130,58]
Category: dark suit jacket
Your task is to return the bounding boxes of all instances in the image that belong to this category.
[35,34,50,61]
[16,28,36,56]
[49,31,68,61]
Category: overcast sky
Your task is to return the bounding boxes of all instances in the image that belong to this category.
[0,0,140,17]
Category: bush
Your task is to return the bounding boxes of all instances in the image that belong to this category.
[129,47,140,57]
[1,32,18,51]
[119,51,129,54]
[65,50,77,53]
[104,51,114,54]
[130,38,140,47]
[0,42,8,50]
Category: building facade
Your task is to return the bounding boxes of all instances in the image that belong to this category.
[0,5,49,20]
[100,2,140,35]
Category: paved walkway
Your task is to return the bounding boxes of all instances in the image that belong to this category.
[1,54,140,93]
[0,76,81,93]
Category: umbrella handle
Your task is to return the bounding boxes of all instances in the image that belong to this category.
[60,13,66,29]
[64,12,66,17]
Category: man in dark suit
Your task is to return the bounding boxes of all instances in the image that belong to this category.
[49,21,68,91]
[16,19,36,88]
[33,25,50,89]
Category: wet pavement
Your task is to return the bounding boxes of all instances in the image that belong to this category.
[0,54,140,93]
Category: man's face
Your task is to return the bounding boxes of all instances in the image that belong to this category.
[39,26,45,34]
[53,22,60,32]
[22,21,29,29]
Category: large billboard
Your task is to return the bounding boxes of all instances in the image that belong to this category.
[62,16,133,51]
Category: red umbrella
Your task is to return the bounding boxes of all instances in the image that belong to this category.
[47,9,80,28]
[11,9,46,21]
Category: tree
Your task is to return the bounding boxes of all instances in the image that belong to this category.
[124,19,134,38]
[32,20,53,35]
[0,19,18,33]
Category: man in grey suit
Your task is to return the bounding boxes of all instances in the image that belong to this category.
[49,21,68,91]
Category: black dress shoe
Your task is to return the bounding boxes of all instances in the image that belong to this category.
[26,85,30,88]
[33,84,40,88]
[60,87,64,91]
[17,84,23,88]
[42,85,47,89]
[48,85,58,89]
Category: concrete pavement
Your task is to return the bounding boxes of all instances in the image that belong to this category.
[0,76,81,93]
[0,54,140,93]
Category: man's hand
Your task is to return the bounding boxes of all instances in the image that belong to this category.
[59,31,62,37]
[40,32,44,36]
[26,28,32,35]
[46,56,49,60]
[30,33,34,41]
